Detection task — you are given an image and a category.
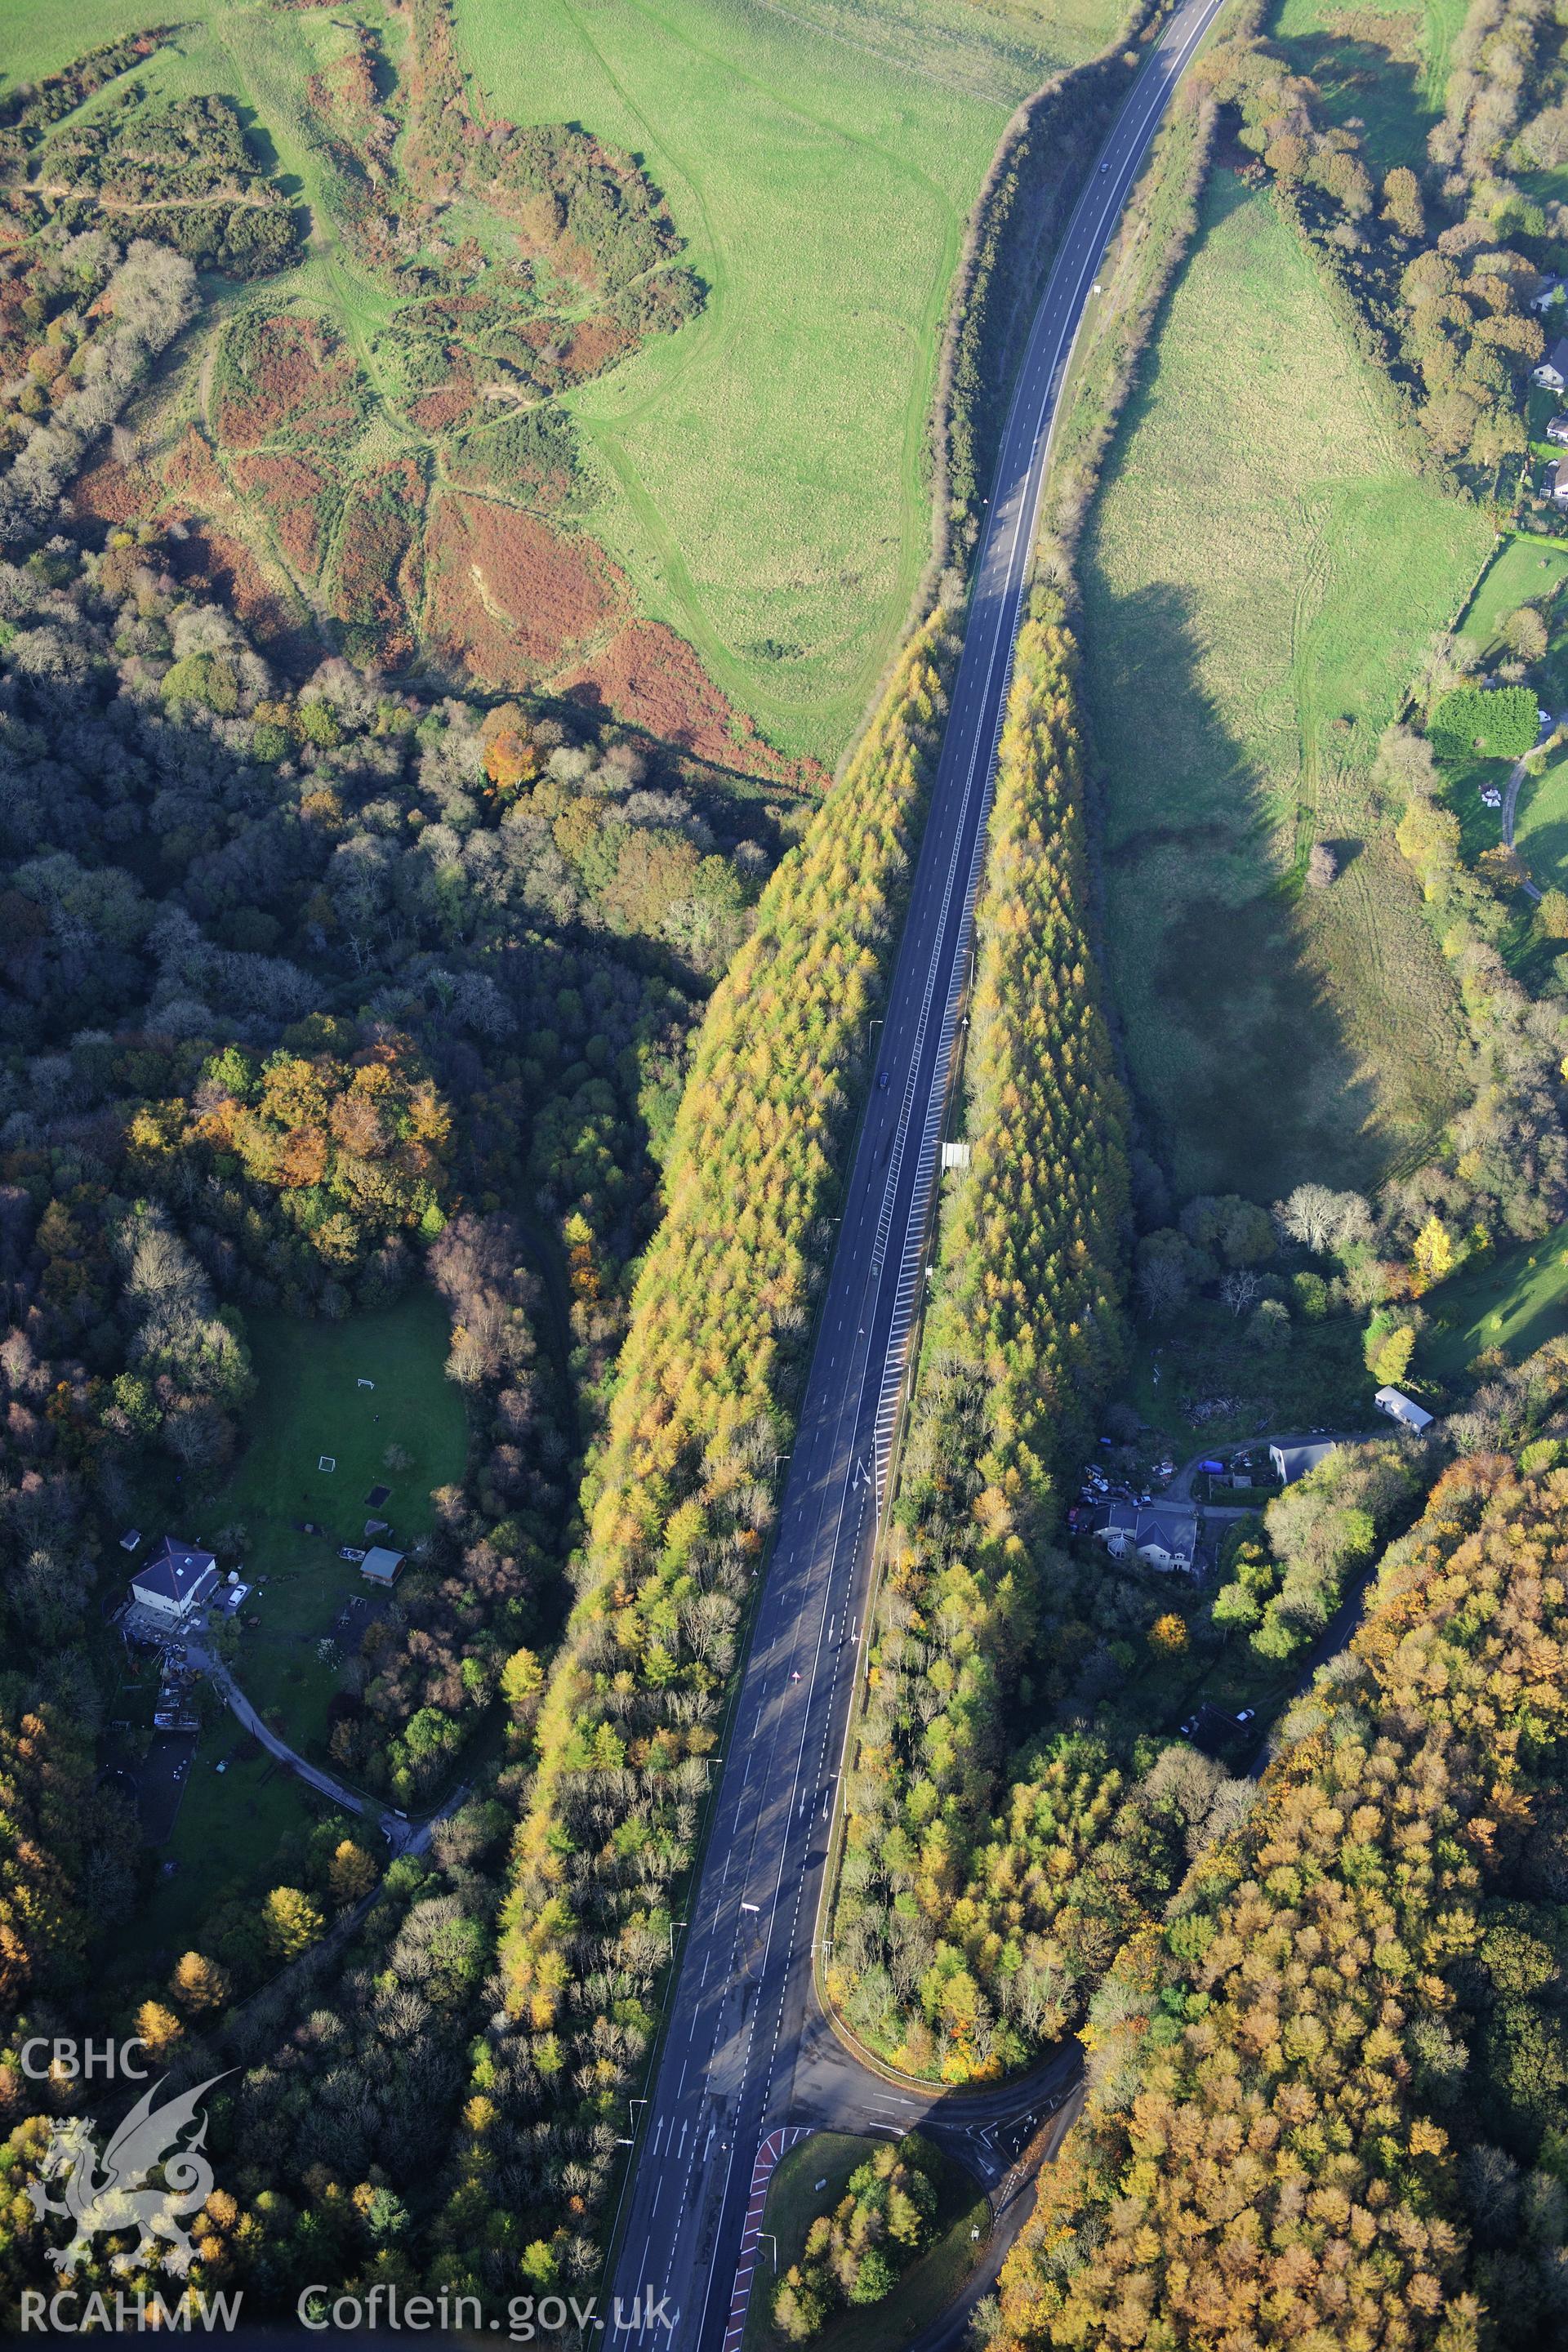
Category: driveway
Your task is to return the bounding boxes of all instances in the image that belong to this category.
[186,1631,446,1854]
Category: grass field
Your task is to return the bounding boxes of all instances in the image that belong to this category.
[1514,751,1568,890]
[453,0,1122,759]
[1081,169,1493,1204]
[216,1290,466,1756]
[1458,537,1568,657]
[741,2134,989,2352]
[1423,1223,1568,1379]
[1,0,1126,764]
[1270,0,1463,176]
[116,1735,328,1972]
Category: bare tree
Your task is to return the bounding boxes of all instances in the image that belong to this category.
[1220,1267,1263,1319]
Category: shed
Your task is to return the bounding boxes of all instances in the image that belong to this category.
[1268,1438,1340,1486]
[1374,1386,1434,1433]
[360,1546,405,1586]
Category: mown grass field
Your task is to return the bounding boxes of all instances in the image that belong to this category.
[1423,1223,1568,1379]
[1458,537,1568,657]
[741,2134,990,2352]
[1515,750,1568,890]
[1270,0,1463,176]
[2,0,1125,763]
[1081,169,1493,1204]
[216,1289,466,1756]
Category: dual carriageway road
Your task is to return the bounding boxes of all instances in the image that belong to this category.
[606,2,1234,2340]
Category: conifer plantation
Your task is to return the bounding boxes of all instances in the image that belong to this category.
[460,608,964,2252]
[827,595,1149,2079]
[990,1391,1568,2350]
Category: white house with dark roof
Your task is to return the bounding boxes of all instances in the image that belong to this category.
[1095,1501,1198,1575]
[1534,335,1568,390]
[130,1537,219,1621]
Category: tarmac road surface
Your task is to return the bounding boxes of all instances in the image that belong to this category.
[605,3,1233,2341]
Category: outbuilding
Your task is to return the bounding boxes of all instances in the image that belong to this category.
[1374,1386,1434,1433]
[1269,1438,1340,1486]
[130,1538,219,1622]
[360,1546,405,1586]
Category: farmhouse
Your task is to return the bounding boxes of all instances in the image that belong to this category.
[1269,1437,1340,1486]
[1533,336,1568,390]
[1374,1386,1435,1433]
[1096,1502,1198,1574]
[360,1545,405,1586]
[130,1537,219,1622]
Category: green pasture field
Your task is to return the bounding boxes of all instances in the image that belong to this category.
[741,2134,989,2352]
[453,0,1120,760]
[1458,537,1568,657]
[116,1735,331,1972]
[1423,1223,1568,1380]
[216,1289,466,1757]
[1269,0,1463,176]
[1081,169,1492,1205]
[0,0,1126,764]
[1514,749,1568,891]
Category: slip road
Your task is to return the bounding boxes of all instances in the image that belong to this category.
[607,2,1231,2341]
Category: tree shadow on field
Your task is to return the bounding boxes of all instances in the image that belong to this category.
[1272,33,1432,180]
[1086,578,1383,1204]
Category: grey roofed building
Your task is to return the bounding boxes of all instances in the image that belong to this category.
[1269,1437,1341,1486]
[1548,459,1568,506]
[1549,415,1568,445]
[1095,1500,1198,1573]
[360,1545,405,1585]
[1535,335,1568,389]
[1374,1385,1435,1433]
[130,1536,219,1618]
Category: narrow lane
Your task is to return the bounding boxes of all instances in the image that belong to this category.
[606,5,1232,2341]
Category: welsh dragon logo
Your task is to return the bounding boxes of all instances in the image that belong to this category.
[27,2074,232,2277]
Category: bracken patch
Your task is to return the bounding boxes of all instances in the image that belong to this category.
[556,620,757,768]
[215,313,362,449]
[69,456,149,524]
[331,457,425,668]
[233,450,335,578]
[163,426,229,507]
[422,490,618,684]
